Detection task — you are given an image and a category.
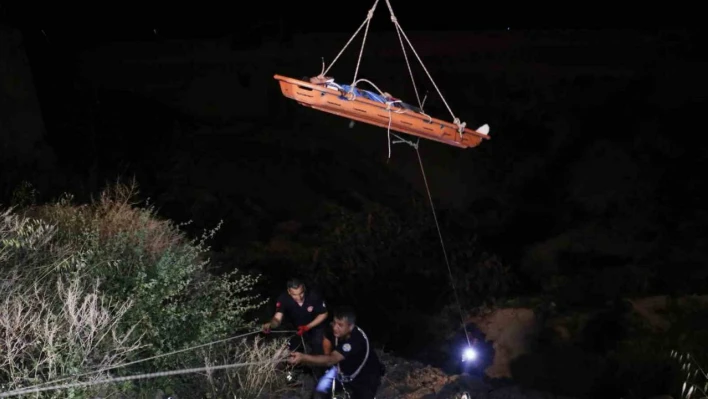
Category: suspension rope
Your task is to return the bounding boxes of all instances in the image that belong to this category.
[318,0,473,345]
[378,136,473,345]
[415,143,472,347]
[393,21,423,111]
[321,0,465,136]
[321,0,380,78]
[382,0,467,135]
[351,2,377,85]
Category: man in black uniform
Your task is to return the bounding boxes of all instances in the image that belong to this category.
[263,278,328,356]
[288,307,384,399]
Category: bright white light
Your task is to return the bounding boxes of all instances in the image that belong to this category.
[462,347,477,361]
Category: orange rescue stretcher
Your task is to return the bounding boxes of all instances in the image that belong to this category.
[274,74,490,149]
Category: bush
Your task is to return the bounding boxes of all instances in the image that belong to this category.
[1,181,273,396]
[296,200,514,312]
[1,209,143,397]
[199,335,291,399]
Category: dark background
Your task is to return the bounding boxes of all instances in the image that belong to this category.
[2,3,706,397]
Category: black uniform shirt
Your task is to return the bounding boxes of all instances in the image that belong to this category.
[334,326,382,380]
[275,290,327,329]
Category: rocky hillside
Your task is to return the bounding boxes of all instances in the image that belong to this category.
[271,295,707,399]
[276,350,577,399]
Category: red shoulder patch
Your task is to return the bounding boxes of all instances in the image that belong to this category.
[276,302,281,308]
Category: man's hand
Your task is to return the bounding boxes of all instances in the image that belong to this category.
[288,351,303,365]
[296,325,310,336]
[262,322,271,334]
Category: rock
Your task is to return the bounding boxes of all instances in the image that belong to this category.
[468,308,537,379]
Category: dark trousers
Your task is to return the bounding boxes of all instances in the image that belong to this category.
[288,326,324,355]
[288,327,326,379]
[344,373,382,399]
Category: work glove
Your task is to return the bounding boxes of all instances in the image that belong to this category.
[296,325,310,336]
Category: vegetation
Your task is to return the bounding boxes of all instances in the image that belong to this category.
[508,295,708,399]
[2,171,705,399]
[0,181,289,398]
[671,350,708,399]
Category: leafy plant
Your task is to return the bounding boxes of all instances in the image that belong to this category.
[1,209,143,398]
[1,181,274,396]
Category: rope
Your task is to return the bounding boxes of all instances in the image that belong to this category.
[415,144,472,348]
[0,359,286,398]
[382,0,467,135]
[343,76,409,159]
[319,1,473,343]
[337,326,370,382]
[320,0,466,136]
[296,330,319,383]
[384,106,417,159]
[351,4,376,85]
[387,109,394,158]
[379,135,471,345]
[350,77,431,124]
[351,78,391,100]
[377,121,471,349]
[10,328,295,395]
[321,0,380,78]
[391,12,422,111]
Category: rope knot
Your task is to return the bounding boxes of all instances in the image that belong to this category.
[390,15,398,23]
[367,9,374,19]
[453,117,466,134]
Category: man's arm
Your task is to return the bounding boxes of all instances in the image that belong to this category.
[323,336,333,355]
[270,312,284,328]
[265,295,287,331]
[299,350,344,367]
[263,311,283,332]
[308,295,328,329]
[307,311,328,330]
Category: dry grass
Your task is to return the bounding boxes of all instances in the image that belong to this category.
[1,202,144,396]
[196,335,291,399]
[0,273,144,396]
[24,178,186,264]
[671,350,708,399]
[92,179,185,259]
[1,182,275,397]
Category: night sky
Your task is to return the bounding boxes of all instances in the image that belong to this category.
[1,4,707,396]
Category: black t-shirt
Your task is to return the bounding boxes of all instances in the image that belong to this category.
[334,326,382,381]
[275,290,327,329]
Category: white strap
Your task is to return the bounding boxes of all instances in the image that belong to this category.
[338,326,370,382]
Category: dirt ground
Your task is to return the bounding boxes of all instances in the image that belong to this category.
[274,296,708,399]
[277,350,577,399]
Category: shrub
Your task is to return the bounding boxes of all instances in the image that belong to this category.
[199,335,291,399]
[22,182,266,362]
[1,181,271,396]
[1,209,143,397]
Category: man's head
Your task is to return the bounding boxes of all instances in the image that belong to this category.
[332,306,356,338]
[286,278,305,303]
